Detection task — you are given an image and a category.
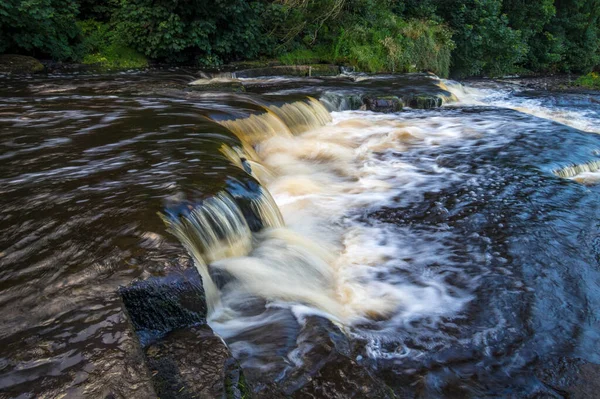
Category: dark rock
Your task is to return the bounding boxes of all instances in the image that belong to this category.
[249,316,395,399]
[407,94,443,109]
[537,357,600,398]
[362,96,403,113]
[145,325,247,399]
[0,54,44,74]
[120,270,249,399]
[188,78,245,92]
[119,269,206,346]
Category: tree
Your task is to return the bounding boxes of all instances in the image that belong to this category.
[437,0,526,77]
[0,0,81,60]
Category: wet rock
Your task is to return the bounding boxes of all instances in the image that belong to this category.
[145,325,246,399]
[361,95,403,113]
[188,78,245,92]
[251,316,395,399]
[536,357,600,398]
[225,60,282,70]
[234,64,342,79]
[308,64,341,77]
[407,94,443,109]
[119,269,206,345]
[0,54,44,74]
[235,65,312,78]
[120,270,249,399]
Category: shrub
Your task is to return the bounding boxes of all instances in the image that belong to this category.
[437,0,527,77]
[575,72,600,89]
[78,20,147,69]
[112,0,273,64]
[0,0,81,60]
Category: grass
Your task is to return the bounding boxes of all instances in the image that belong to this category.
[574,72,600,89]
[78,20,148,70]
[83,44,148,69]
[279,47,333,65]
[277,19,453,77]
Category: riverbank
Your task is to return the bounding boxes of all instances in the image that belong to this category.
[466,74,600,93]
[3,55,600,96]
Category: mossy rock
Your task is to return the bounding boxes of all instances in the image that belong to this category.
[308,64,341,76]
[188,78,245,92]
[362,95,404,113]
[235,65,311,78]
[0,55,44,74]
[407,94,443,109]
[226,60,281,70]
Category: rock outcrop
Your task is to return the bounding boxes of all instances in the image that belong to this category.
[0,55,44,74]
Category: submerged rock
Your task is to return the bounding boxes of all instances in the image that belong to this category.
[120,269,396,399]
[120,270,248,398]
[145,325,246,399]
[240,316,396,399]
[362,95,403,113]
[0,54,44,74]
[188,78,245,92]
[536,357,600,399]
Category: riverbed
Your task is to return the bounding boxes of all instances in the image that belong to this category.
[1,70,600,398]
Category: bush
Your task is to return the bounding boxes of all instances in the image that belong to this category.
[575,72,600,89]
[0,0,81,60]
[550,0,600,73]
[275,1,454,77]
[112,0,273,64]
[437,0,527,77]
[78,20,147,68]
[82,44,147,69]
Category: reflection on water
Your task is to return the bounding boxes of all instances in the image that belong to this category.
[1,70,600,397]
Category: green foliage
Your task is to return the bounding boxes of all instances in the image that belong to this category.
[502,0,558,72]
[112,0,273,64]
[575,72,600,89]
[333,18,454,76]
[78,0,118,21]
[0,0,81,60]
[0,0,598,77]
[549,0,600,72]
[275,1,454,77]
[82,44,147,69]
[437,0,527,77]
[78,20,147,69]
[279,47,331,65]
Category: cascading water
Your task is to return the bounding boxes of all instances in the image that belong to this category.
[162,97,475,374]
[159,80,600,395]
[3,71,600,398]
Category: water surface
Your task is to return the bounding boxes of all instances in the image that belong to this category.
[1,71,600,397]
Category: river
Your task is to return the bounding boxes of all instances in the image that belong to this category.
[1,70,600,398]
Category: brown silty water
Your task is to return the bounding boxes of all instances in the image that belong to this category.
[2,70,600,398]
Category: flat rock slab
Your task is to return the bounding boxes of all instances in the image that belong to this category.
[188,78,245,92]
[233,65,341,78]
